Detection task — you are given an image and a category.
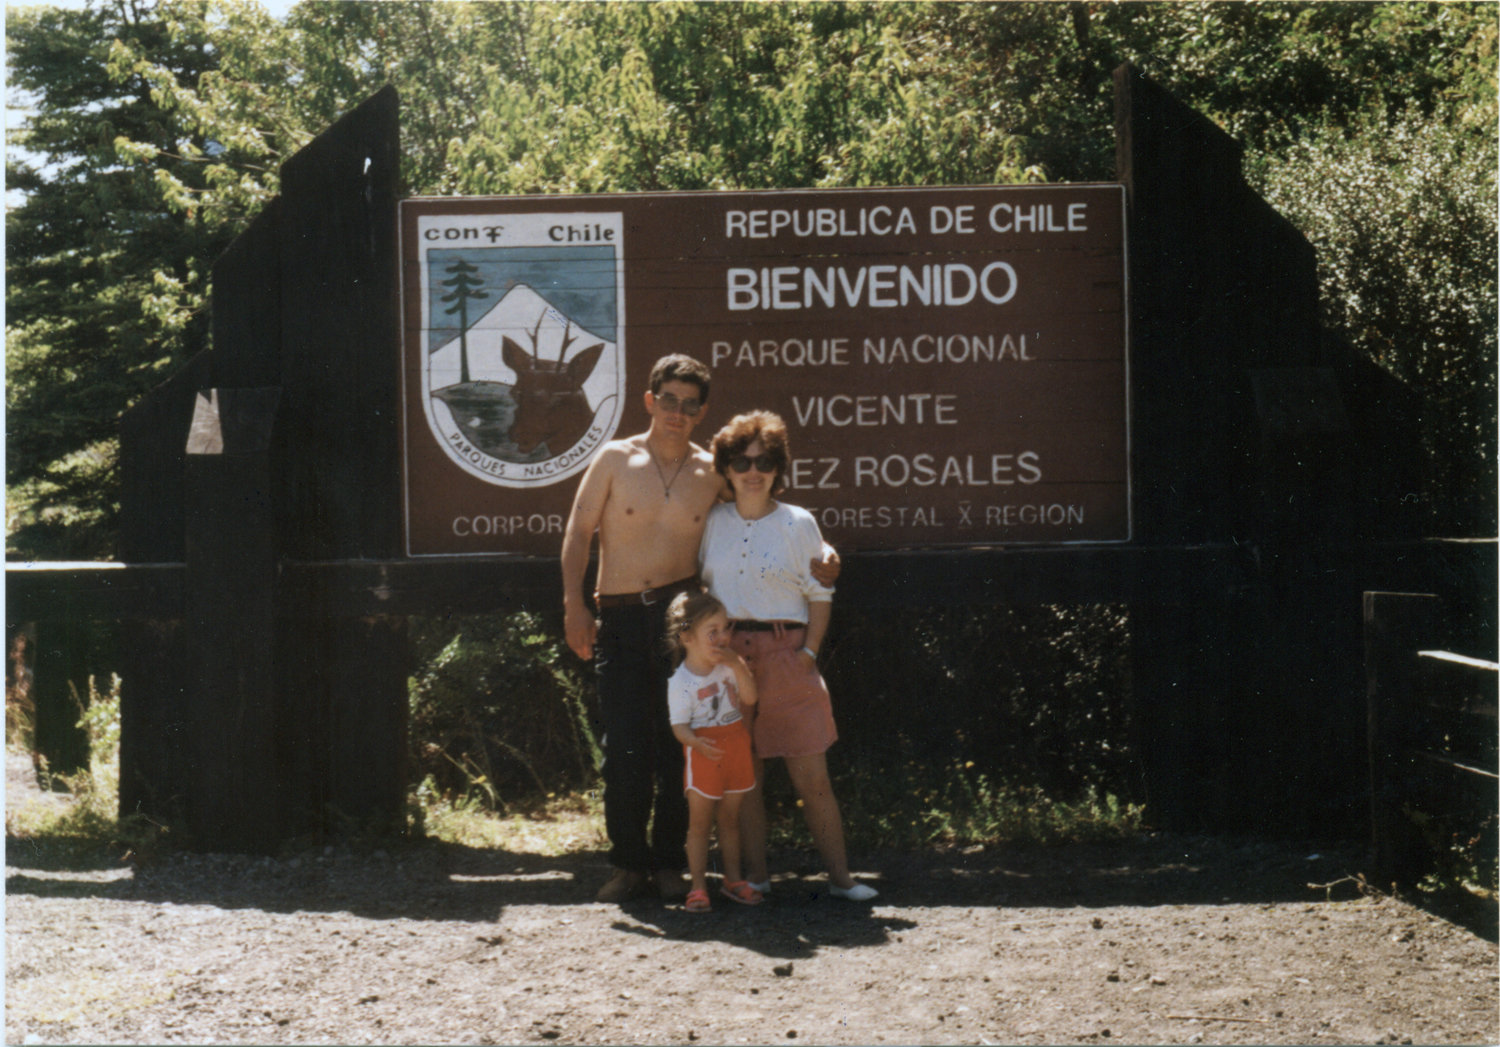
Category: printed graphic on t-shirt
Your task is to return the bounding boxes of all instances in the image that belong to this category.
[670,665,742,730]
[692,677,739,727]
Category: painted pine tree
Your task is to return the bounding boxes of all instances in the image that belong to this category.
[440,259,488,385]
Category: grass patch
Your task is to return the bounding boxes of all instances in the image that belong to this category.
[6,676,171,865]
[411,778,607,856]
[763,750,1147,852]
[1416,810,1499,901]
[8,670,1141,861]
[410,752,1147,857]
[6,676,121,847]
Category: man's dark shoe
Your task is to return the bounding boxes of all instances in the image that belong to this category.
[596,869,650,903]
[654,869,690,900]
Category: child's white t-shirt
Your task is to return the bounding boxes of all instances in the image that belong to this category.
[667,662,743,730]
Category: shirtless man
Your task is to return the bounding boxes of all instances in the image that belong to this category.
[563,355,837,902]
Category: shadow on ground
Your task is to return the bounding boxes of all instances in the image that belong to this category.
[15,830,1491,930]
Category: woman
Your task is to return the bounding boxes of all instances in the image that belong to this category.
[698,410,878,901]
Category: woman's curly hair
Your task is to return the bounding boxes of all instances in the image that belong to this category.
[711,410,791,496]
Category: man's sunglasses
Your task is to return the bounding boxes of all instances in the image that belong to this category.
[728,453,777,474]
[653,392,702,417]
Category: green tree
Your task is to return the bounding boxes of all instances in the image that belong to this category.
[9,1,1495,558]
[1257,105,1498,531]
[6,0,515,557]
[6,1,233,557]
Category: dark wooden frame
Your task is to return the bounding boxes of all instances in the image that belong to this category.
[9,71,1495,853]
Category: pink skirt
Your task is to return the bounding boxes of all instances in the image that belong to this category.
[730,623,838,759]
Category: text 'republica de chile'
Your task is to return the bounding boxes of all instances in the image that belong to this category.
[723,202,1089,311]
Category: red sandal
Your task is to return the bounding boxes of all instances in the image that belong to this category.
[719,880,764,906]
[685,888,712,913]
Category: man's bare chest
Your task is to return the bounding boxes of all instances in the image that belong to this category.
[606,464,721,533]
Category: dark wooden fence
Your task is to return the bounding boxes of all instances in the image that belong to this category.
[1366,591,1499,890]
[7,70,1496,854]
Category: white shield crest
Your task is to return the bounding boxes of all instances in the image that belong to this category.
[417,213,626,487]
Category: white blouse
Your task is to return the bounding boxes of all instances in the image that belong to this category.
[699,501,833,624]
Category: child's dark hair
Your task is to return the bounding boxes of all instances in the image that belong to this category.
[664,590,727,666]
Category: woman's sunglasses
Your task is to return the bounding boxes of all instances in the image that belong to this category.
[728,453,777,474]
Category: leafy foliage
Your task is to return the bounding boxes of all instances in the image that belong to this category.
[824,605,1136,802]
[6,1,230,556]
[8,0,1495,556]
[1255,105,1498,531]
[407,612,597,811]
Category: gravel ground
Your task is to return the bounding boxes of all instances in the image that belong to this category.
[6,752,1498,1045]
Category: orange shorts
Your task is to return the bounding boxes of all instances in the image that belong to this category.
[683,722,755,799]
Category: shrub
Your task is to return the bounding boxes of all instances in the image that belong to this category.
[1254,105,1498,534]
[407,611,598,812]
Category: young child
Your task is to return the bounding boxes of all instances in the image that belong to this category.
[664,590,761,911]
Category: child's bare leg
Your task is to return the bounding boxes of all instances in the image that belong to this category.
[716,792,745,884]
[739,757,769,884]
[784,753,854,889]
[685,792,718,894]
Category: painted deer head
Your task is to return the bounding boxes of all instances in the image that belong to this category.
[502,314,605,455]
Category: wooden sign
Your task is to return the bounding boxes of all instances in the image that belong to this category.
[400,185,1128,555]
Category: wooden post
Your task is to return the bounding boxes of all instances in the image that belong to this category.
[117,88,407,850]
[182,388,282,851]
[1113,64,1411,835]
[1365,591,1442,889]
[29,620,90,779]
[274,85,407,834]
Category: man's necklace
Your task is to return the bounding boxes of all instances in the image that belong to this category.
[648,445,688,500]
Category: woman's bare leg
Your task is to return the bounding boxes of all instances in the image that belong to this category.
[739,757,769,885]
[784,752,854,889]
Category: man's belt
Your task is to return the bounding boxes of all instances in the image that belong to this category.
[594,576,701,610]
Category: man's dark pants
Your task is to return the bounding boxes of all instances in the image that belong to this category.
[594,603,688,873]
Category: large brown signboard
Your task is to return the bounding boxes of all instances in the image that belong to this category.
[400,185,1128,556]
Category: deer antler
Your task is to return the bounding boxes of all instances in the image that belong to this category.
[526,311,545,355]
[557,318,581,364]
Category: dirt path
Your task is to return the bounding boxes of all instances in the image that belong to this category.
[6,754,1497,1045]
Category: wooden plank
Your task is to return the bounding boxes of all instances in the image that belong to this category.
[118,351,214,565]
[29,620,90,777]
[273,86,407,840]
[1418,650,1500,672]
[182,387,282,853]
[1365,591,1443,889]
[6,563,185,622]
[13,539,1492,623]
[1407,747,1499,781]
[270,543,1253,617]
[118,618,189,830]
[209,199,283,389]
[326,616,409,832]
[277,85,402,562]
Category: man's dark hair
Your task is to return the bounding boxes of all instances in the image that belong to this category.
[649,354,711,401]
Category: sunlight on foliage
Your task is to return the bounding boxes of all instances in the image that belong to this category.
[6,675,122,844]
[412,779,607,856]
[1256,104,1497,530]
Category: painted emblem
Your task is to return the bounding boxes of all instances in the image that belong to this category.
[418,213,626,487]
